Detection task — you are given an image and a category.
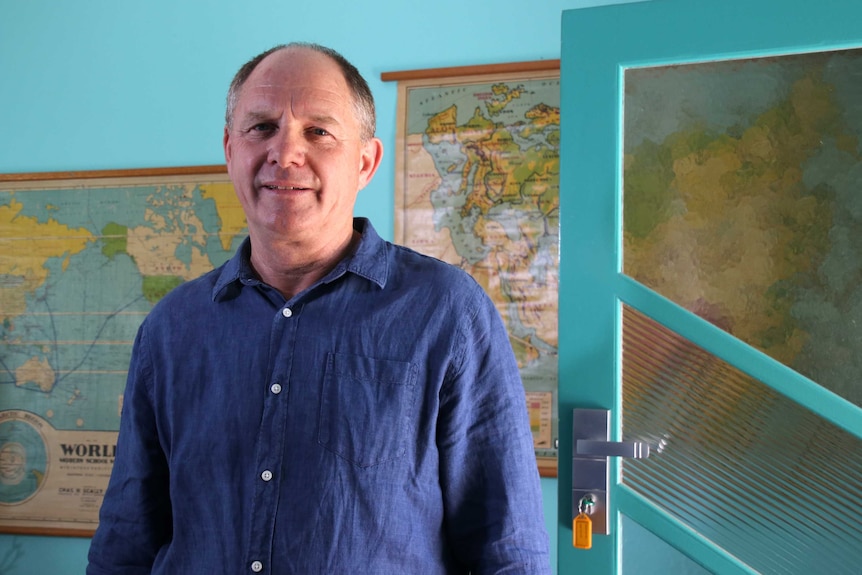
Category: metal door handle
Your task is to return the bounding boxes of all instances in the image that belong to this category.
[576,439,650,458]
[572,408,651,538]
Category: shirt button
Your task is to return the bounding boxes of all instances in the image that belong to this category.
[270,383,282,395]
[281,307,292,318]
[251,560,263,572]
[261,470,273,482]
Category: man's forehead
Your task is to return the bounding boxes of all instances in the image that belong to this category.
[237,52,350,108]
[250,48,343,88]
[236,84,348,119]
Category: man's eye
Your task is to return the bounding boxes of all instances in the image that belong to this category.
[308,127,330,137]
[248,123,276,133]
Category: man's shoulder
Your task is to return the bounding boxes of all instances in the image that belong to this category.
[387,241,478,287]
[379,241,494,316]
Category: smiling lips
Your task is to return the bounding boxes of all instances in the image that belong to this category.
[262,184,312,191]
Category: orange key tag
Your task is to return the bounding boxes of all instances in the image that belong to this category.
[573,512,592,549]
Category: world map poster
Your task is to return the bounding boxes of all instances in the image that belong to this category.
[391,64,560,474]
[0,167,245,534]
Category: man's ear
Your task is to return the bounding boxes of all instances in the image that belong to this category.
[358,137,384,190]
[223,126,232,165]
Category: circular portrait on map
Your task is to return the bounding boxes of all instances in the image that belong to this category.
[0,416,48,505]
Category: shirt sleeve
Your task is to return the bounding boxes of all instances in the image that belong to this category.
[87,322,172,574]
[437,282,552,575]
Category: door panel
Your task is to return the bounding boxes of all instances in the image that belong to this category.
[559,0,862,573]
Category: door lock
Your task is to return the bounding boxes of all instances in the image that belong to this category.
[572,408,650,538]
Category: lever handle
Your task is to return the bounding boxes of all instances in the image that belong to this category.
[572,408,654,537]
[576,439,650,459]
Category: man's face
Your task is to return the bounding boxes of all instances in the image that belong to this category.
[224,48,381,247]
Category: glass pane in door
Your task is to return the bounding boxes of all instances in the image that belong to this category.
[621,304,862,574]
[622,48,862,407]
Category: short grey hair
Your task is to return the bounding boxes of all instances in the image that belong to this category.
[224,42,376,141]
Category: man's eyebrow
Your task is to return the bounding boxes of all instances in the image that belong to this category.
[240,110,276,124]
[238,110,341,127]
[307,113,341,127]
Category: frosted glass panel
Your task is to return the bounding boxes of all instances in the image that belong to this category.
[621,305,862,575]
[622,48,862,407]
[622,515,713,575]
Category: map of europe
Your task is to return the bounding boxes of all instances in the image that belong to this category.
[0,173,245,523]
[395,74,560,456]
[623,48,862,406]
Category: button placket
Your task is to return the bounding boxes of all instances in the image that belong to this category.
[246,304,296,573]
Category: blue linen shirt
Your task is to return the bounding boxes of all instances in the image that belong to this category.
[87,218,550,575]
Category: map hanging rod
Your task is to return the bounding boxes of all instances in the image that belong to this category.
[0,165,228,183]
[381,59,560,82]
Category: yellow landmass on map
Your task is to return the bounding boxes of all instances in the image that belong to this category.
[426,106,458,145]
[15,356,56,392]
[0,197,95,325]
[145,189,209,248]
[525,103,560,130]
[123,184,241,282]
[200,182,247,250]
[126,224,214,281]
[460,109,523,209]
[486,84,524,116]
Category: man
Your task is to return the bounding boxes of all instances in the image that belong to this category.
[88,43,550,574]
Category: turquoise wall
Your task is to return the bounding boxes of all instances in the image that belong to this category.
[0,0,635,572]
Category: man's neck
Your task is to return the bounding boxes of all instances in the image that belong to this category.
[248,226,359,300]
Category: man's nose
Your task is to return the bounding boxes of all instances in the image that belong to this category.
[268,128,306,167]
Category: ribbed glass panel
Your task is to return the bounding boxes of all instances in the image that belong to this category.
[622,48,862,408]
[622,514,713,575]
[622,305,862,575]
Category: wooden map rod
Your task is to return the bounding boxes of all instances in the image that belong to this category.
[0,164,227,183]
[381,59,560,82]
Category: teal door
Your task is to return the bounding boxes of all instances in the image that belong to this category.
[558,0,862,573]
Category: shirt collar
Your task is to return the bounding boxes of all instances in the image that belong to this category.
[212,217,388,301]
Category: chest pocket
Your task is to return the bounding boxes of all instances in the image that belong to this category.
[318,352,418,468]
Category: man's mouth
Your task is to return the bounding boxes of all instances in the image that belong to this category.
[263,185,309,191]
